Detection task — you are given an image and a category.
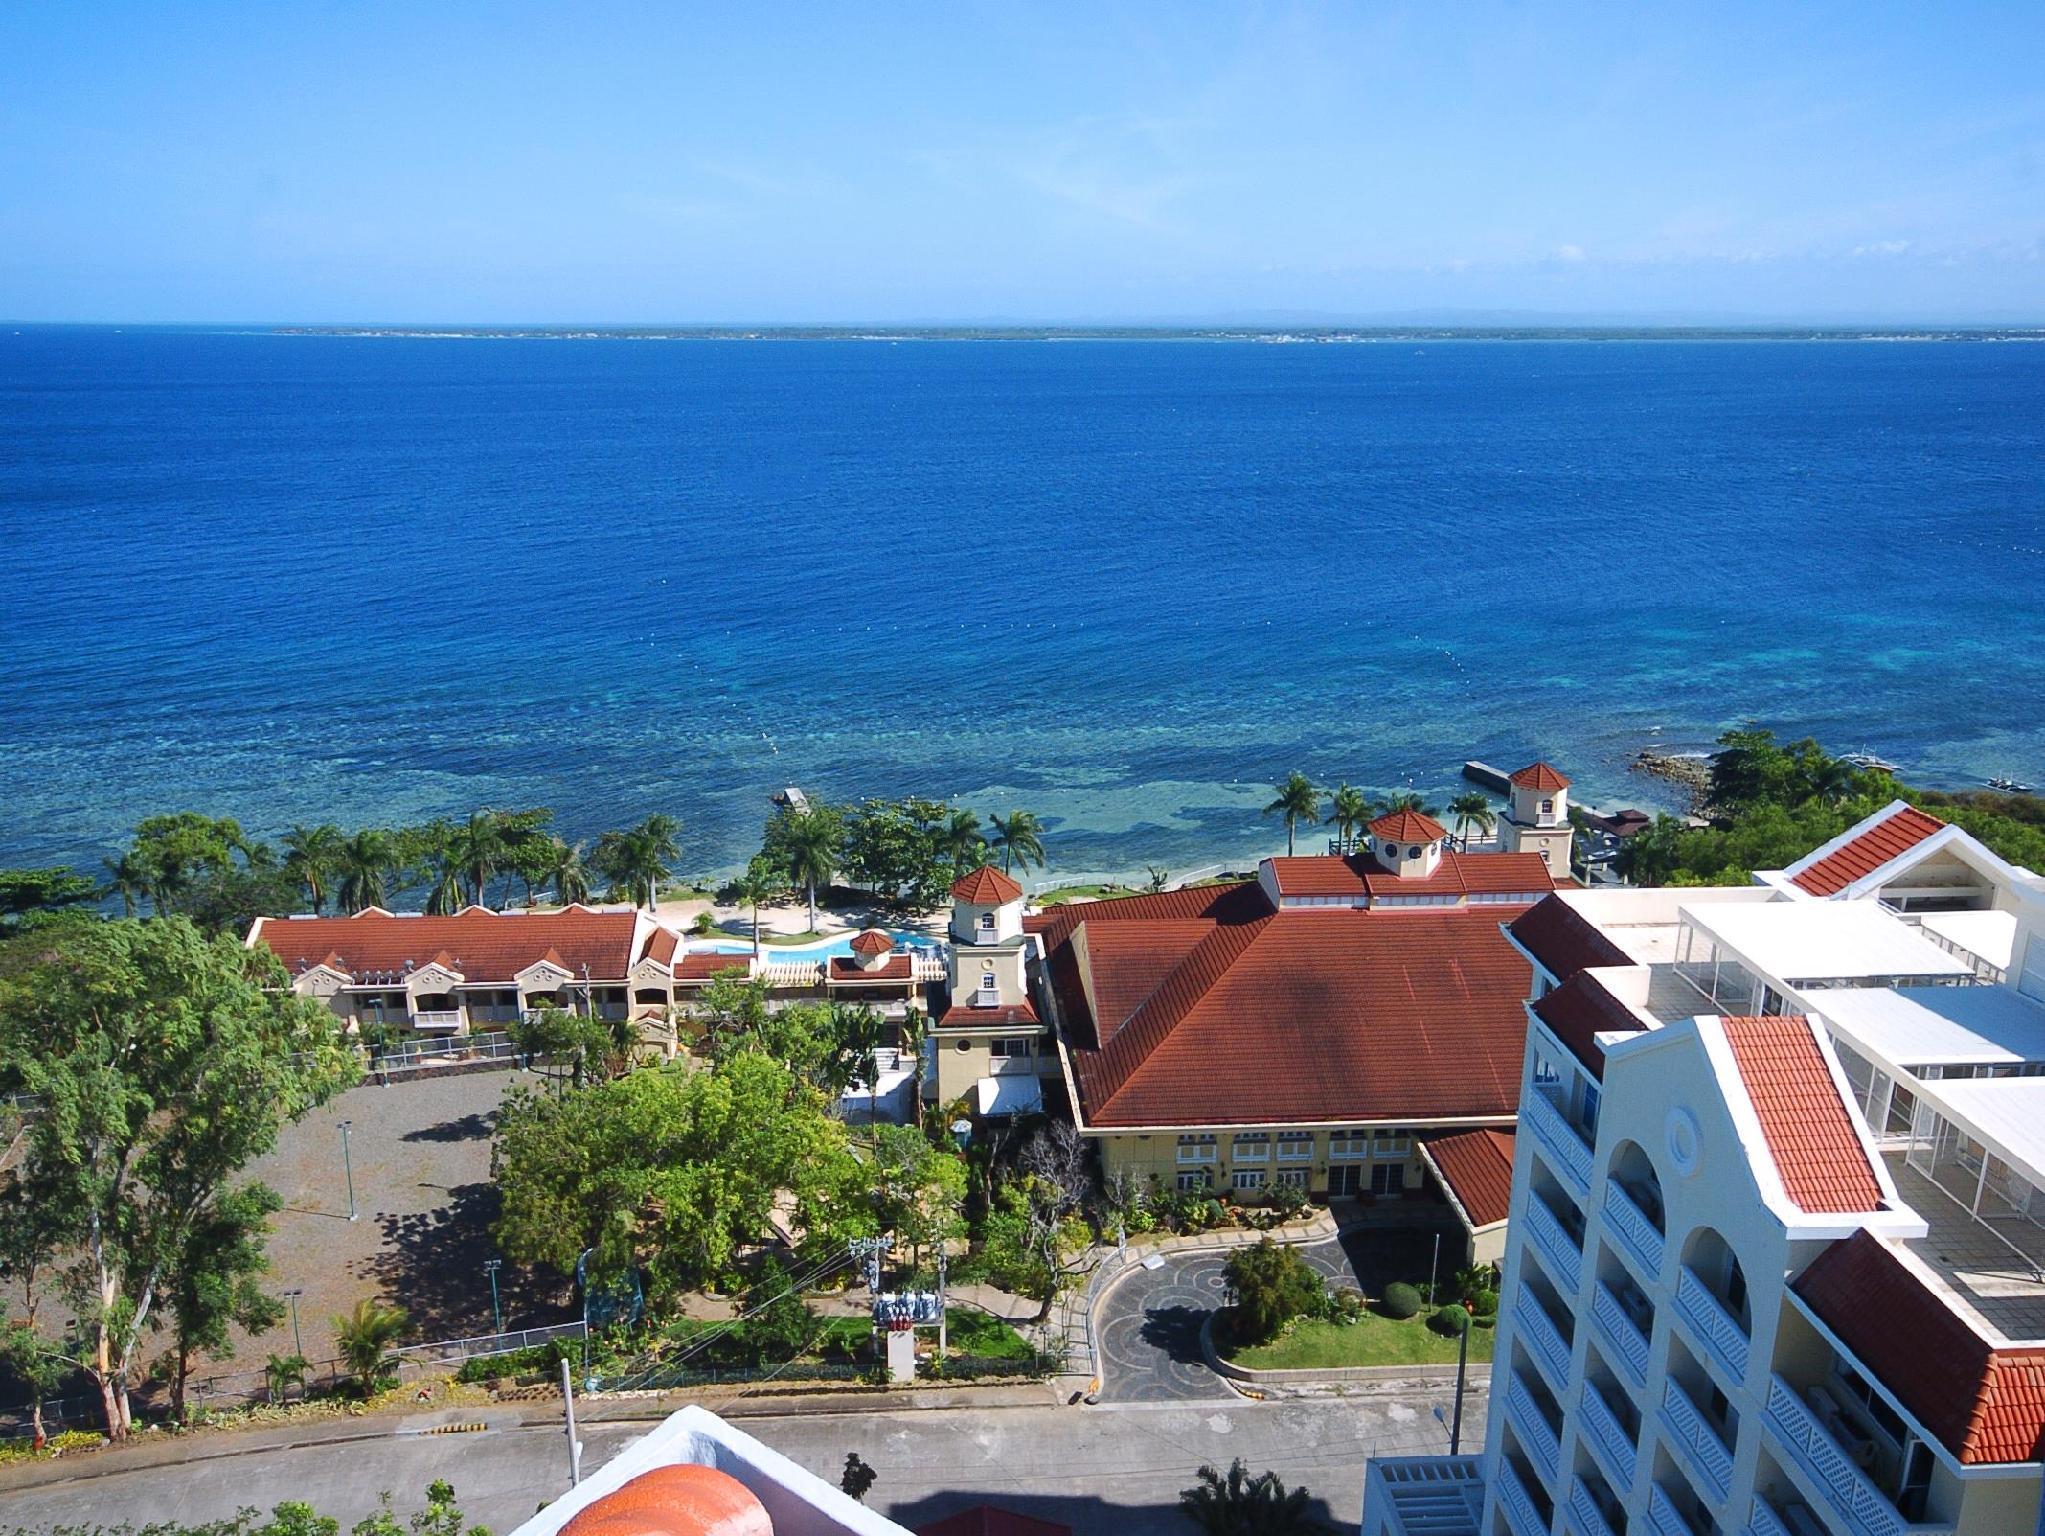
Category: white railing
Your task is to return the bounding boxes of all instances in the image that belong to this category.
[1506,1373,1562,1488]
[1527,1195,1584,1298]
[910,958,948,981]
[1676,1266,1751,1383]
[411,1009,463,1031]
[760,961,824,988]
[393,1319,587,1368]
[969,928,1002,946]
[1660,1378,1734,1503]
[1603,1179,1666,1281]
[1578,1380,1638,1490]
[1592,1281,1650,1385]
[1765,1376,1955,1536]
[1514,1284,1574,1388]
[1743,1496,1793,1536]
[1495,1459,1547,1536]
[976,989,1002,1007]
[1647,1486,1700,1536]
[1568,1477,1620,1536]
[1524,1089,1594,1198]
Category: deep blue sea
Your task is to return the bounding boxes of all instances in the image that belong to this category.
[3,329,2042,884]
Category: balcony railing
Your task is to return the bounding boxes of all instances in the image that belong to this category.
[1765,1376,1957,1536]
[1743,1495,1792,1536]
[1524,1088,1594,1198]
[1647,1486,1704,1536]
[968,928,1003,946]
[1659,1376,1734,1503]
[1578,1380,1639,1491]
[1506,1373,1562,1489]
[411,1010,463,1031]
[1592,1280,1651,1386]
[1513,1284,1574,1388]
[1495,1459,1547,1536]
[1526,1195,1584,1298]
[1568,1478,1620,1536]
[1603,1179,1666,1281]
[1676,1266,1751,1384]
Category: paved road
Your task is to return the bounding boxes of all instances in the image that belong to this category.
[1094,1225,1452,1403]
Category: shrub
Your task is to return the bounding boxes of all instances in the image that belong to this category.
[1322,1287,1365,1325]
[1223,1239,1325,1345]
[1469,1286,1500,1319]
[1430,1304,1471,1337]
[1266,1182,1309,1219]
[1379,1282,1423,1320]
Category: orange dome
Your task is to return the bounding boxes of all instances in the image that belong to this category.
[562,1465,773,1536]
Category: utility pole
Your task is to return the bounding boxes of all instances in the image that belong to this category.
[1449,1311,1470,1454]
[339,1119,358,1222]
[937,1248,948,1358]
[485,1259,504,1335]
[1428,1232,1440,1305]
[283,1289,304,1359]
[561,1358,583,1486]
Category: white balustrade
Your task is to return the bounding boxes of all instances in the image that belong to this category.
[1513,1284,1574,1388]
[1592,1281,1650,1385]
[1676,1266,1751,1383]
[1495,1459,1547,1536]
[1524,1089,1594,1198]
[1646,1486,1699,1536]
[1578,1380,1638,1490]
[1602,1179,1666,1281]
[410,1009,463,1031]
[1507,1373,1562,1488]
[1568,1478,1619,1536]
[1743,1496,1793,1536]
[1764,1376,1959,1536]
[1527,1195,1584,1297]
[1659,1378,1734,1503]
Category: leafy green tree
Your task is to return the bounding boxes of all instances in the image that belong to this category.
[841,797,959,909]
[730,856,782,962]
[0,867,99,934]
[0,1322,65,1446]
[782,809,840,932]
[991,810,1046,876]
[1326,785,1370,849]
[1223,1239,1324,1344]
[1614,812,1685,884]
[336,828,398,914]
[1179,1459,1328,1536]
[736,1255,818,1365]
[161,1183,288,1421]
[512,1005,631,1089]
[965,1122,1090,1320]
[865,1124,969,1272]
[279,825,345,914]
[121,812,262,915]
[1448,792,1497,847]
[593,813,681,909]
[491,1052,865,1296]
[101,850,149,919]
[332,1298,409,1395]
[180,860,305,937]
[1264,773,1320,857]
[0,918,357,1437]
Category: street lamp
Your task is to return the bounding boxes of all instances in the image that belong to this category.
[283,1288,305,1359]
[484,1259,504,1336]
[339,1119,357,1222]
[949,1118,973,1153]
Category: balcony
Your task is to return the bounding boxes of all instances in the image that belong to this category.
[1567,1478,1620,1536]
[1592,1280,1651,1386]
[1506,1372,1562,1489]
[1514,1283,1575,1388]
[411,1009,463,1031]
[968,927,1002,946]
[1578,1380,1639,1491]
[1659,1376,1735,1504]
[1603,1179,1666,1282]
[1495,1458,1548,1536]
[1646,1486,1707,1536]
[1675,1266,1751,1384]
[1525,1088,1594,1199]
[1764,1376,1956,1536]
[1527,1194,1585,1298]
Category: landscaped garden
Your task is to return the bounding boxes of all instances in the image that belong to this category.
[1212,1242,1499,1372]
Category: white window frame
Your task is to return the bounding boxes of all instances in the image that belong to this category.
[1328,1135,1367,1161]
[1232,1169,1267,1192]
[1232,1133,1271,1162]
[1177,1135,1217,1164]
[1177,1171,1210,1192]
[1372,1131,1411,1158]
[1276,1132,1314,1162]
[1276,1168,1309,1189]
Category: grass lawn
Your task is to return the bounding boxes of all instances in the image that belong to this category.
[1225,1313,1496,1371]
[1037,884,1143,904]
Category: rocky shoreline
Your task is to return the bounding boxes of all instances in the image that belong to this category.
[1630,748,1711,814]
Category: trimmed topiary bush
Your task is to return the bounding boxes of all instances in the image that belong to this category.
[1380,1281,1423,1320]
[1430,1304,1471,1337]
[1469,1286,1500,1319]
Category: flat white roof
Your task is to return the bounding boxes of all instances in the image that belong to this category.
[1683,899,1975,986]
[975,1073,1044,1117]
[1811,985,2045,1072]
[1917,909,2019,973]
[1912,1075,2045,1193]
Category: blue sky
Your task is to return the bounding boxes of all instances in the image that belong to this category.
[3,3,2042,323]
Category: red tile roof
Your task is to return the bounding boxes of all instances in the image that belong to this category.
[1509,762,1571,791]
[1531,973,1649,1078]
[1265,851,1555,901]
[1051,906,1536,1129]
[952,865,1024,904]
[640,927,681,967]
[849,928,895,955]
[1795,1232,2045,1464]
[255,907,640,984]
[675,951,753,982]
[1369,809,1447,842]
[919,1508,1073,1536]
[1789,804,1946,896]
[937,1001,1040,1028]
[1024,881,1268,948]
[1507,896,1633,979]
[828,955,913,982]
[1421,1129,1516,1229]
[1721,1015,1885,1214]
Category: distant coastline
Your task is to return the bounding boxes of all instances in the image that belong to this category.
[264,324,2045,344]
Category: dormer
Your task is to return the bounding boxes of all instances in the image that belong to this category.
[848,929,897,971]
[514,948,576,994]
[1368,809,1447,879]
[292,951,354,999]
[1507,762,1570,828]
[950,865,1025,945]
[404,949,465,995]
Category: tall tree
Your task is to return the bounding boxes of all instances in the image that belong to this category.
[0,1175,71,1445]
[449,810,513,908]
[336,828,397,914]
[122,813,261,915]
[546,837,593,906]
[783,810,839,932]
[593,814,681,910]
[942,808,986,873]
[1326,785,1370,850]
[991,810,1046,877]
[1448,792,1497,848]
[866,1124,969,1273]
[730,857,781,963]
[160,1183,287,1421]
[0,918,357,1437]
[841,798,955,909]
[100,851,148,919]
[0,868,99,934]
[1264,774,1320,857]
[279,825,344,915]
[1378,790,1440,816]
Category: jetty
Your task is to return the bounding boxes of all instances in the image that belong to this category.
[1461,760,1513,794]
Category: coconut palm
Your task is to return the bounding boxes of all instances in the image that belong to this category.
[1145,865,1172,894]
[280,823,344,914]
[424,855,465,916]
[1378,790,1441,817]
[449,810,511,908]
[263,1352,309,1404]
[943,808,985,870]
[594,813,681,910]
[1448,792,1497,849]
[1326,785,1370,851]
[1263,773,1321,857]
[335,829,396,914]
[331,1299,408,1396]
[547,837,592,906]
[100,852,147,919]
[991,811,1046,876]
[1179,1458,1328,1536]
[732,858,781,963]
[783,811,838,933]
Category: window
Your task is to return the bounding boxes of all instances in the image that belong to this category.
[1232,1169,1267,1192]
[1372,1130,1411,1158]
[1233,1133,1271,1162]
[1540,799,1553,815]
[1176,1172,1210,1192]
[978,973,998,998]
[1276,1169,1308,1189]
[1407,845,1422,858]
[1277,1131,1314,1161]
[989,1037,1031,1059]
[1328,1134,1367,1161]
[978,911,995,929]
[1177,1135,1217,1164]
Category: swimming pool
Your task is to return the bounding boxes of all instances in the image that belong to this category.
[701,927,942,962]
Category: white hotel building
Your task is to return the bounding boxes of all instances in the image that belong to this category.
[1364,802,2045,1536]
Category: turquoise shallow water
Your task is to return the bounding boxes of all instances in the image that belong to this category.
[2,329,2042,882]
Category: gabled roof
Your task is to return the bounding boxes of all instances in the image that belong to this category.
[827,955,912,982]
[952,865,1024,904]
[639,927,680,967]
[848,928,895,955]
[1509,762,1571,792]
[1786,801,1947,897]
[1369,809,1447,843]
[1265,850,1555,901]
[1531,972,1649,1078]
[675,951,753,982]
[936,1001,1040,1028]
[1795,1232,2045,1464]
[1721,1014,1885,1214]
[253,907,642,985]
[1507,895,1633,980]
[1420,1129,1516,1229]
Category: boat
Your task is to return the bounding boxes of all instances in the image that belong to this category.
[1841,752,1903,775]
[1987,777,2036,795]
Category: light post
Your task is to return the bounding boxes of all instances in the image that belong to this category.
[339,1119,358,1222]
[283,1288,305,1359]
[485,1258,504,1336]
[1428,1232,1441,1306]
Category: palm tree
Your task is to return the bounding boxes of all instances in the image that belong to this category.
[595,814,681,910]
[547,837,592,906]
[732,858,781,963]
[1179,1459,1327,1536]
[1145,865,1172,894]
[336,829,396,914]
[425,855,465,916]
[783,811,838,933]
[943,808,985,870]
[1448,792,1497,850]
[1326,785,1370,852]
[280,823,344,914]
[100,852,146,918]
[1263,773,1320,857]
[991,811,1046,876]
[449,810,510,908]
[264,1352,309,1404]
[1378,790,1441,817]
[331,1299,408,1396]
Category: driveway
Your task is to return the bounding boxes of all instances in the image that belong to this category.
[1094,1223,1456,1403]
